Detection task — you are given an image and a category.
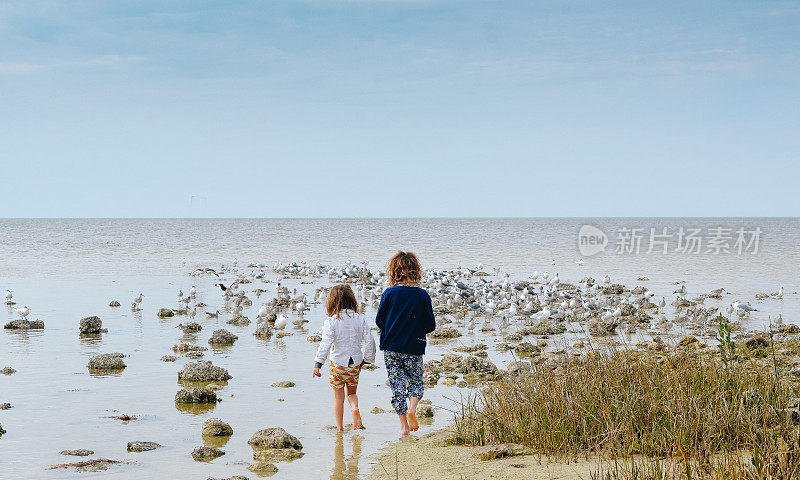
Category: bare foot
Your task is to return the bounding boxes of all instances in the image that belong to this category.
[400,425,410,436]
[336,426,345,433]
[407,411,419,432]
[352,409,363,430]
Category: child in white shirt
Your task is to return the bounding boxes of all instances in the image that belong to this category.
[313,284,376,432]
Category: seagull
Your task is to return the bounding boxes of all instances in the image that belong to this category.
[466,318,475,331]
[733,301,757,313]
[274,314,288,330]
[134,293,144,305]
[602,275,610,285]
[5,290,13,304]
[258,304,269,317]
[205,310,219,318]
[295,301,305,313]
[774,287,784,299]
[673,285,687,297]
[776,314,784,325]
[189,286,197,297]
[551,260,556,266]
[16,306,30,319]
[575,260,583,266]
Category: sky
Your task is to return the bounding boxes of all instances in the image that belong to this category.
[1,0,798,218]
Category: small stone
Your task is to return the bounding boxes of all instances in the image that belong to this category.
[254,323,273,339]
[158,308,175,318]
[87,353,126,371]
[678,335,699,347]
[227,315,251,326]
[178,361,232,382]
[175,387,218,404]
[127,441,162,452]
[192,446,225,461]
[208,329,238,346]
[0,423,5,436]
[61,449,94,456]
[2,367,16,375]
[173,342,207,354]
[0,403,11,410]
[248,428,303,450]
[428,327,461,339]
[370,407,386,414]
[248,462,278,476]
[4,319,45,330]
[161,355,178,362]
[79,316,103,334]
[252,448,304,462]
[202,418,233,437]
[745,336,770,350]
[179,322,203,333]
[474,443,527,461]
[109,300,121,307]
[270,381,295,388]
[416,404,434,418]
[306,334,322,342]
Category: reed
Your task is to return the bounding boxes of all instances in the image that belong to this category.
[454,347,800,478]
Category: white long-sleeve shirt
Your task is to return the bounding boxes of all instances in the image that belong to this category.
[314,309,376,368]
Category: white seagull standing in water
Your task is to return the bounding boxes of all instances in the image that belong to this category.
[16,306,31,319]
[5,290,13,304]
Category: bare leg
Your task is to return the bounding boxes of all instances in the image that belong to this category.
[398,414,410,436]
[407,396,420,431]
[346,384,362,429]
[333,387,345,432]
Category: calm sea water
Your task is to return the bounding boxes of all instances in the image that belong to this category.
[0,218,798,479]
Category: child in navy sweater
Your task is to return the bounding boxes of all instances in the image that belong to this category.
[375,251,436,436]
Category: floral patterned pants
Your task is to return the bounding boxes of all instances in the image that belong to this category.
[384,350,424,415]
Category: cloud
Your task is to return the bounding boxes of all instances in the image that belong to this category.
[0,55,145,76]
[0,62,43,75]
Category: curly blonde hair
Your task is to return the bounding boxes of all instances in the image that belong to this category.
[387,251,421,286]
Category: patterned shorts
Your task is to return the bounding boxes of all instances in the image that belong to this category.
[329,362,360,389]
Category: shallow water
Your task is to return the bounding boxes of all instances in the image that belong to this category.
[1,218,798,479]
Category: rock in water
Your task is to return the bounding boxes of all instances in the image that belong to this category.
[428,327,461,339]
[202,418,233,437]
[248,427,303,450]
[127,441,162,452]
[0,423,5,436]
[2,367,16,375]
[4,319,45,330]
[254,323,272,339]
[0,403,11,410]
[192,446,225,461]
[158,308,175,318]
[161,355,178,362]
[208,329,238,346]
[416,404,434,418]
[178,361,232,382]
[179,322,202,333]
[175,387,217,404]
[270,381,294,388]
[248,462,279,476]
[108,300,121,307]
[87,353,126,371]
[79,316,103,334]
[61,449,94,456]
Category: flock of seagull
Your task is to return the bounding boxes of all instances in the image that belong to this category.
[4,259,788,343]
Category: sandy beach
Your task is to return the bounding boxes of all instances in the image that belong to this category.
[368,427,601,480]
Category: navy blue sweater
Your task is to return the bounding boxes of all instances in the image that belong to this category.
[375,285,437,355]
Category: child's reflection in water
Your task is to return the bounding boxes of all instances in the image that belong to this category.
[331,433,362,480]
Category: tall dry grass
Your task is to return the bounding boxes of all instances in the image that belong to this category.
[454,348,800,478]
